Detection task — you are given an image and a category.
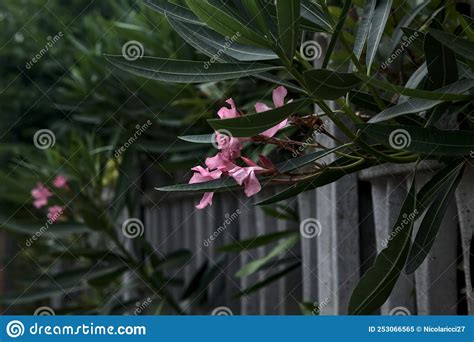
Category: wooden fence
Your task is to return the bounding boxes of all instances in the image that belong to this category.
[140,161,474,315]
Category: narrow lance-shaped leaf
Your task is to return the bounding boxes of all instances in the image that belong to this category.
[185,0,269,47]
[276,0,300,60]
[366,0,393,72]
[406,162,465,273]
[348,180,416,315]
[143,0,203,25]
[369,79,474,123]
[359,123,474,156]
[304,69,361,100]
[350,0,376,71]
[106,55,282,83]
[424,32,458,89]
[208,99,312,137]
[429,28,474,61]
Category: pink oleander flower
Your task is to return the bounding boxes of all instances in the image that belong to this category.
[189,166,223,209]
[228,157,269,197]
[255,86,289,138]
[31,183,52,209]
[53,175,68,189]
[47,205,64,223]
[215,131,242,161]
[217,98,240,119]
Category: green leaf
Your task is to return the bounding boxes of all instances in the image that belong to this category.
[429,28,474,61]
[167,17,277,61]
[406,163,465,273]
[208,99,311,137]
[349,90,393,112]
[144,0,203,25]
[359,75,474,101]
[218,230,298,252]
[424,32,458,89]
[322,0,351,69]
[300,0,333,33]
[185,0,269,47]
[178,134,214,144]
[276,145,347,173]
[359,123,474,156]
[304,69,362,100]
[257,157,377,205]
[156,176,240,193]
[237,262,300,297]
[236,235,299,277]
[368,79,474,123]
[276,0,300,60]
[348,180,416,315]
[0,217,90,237]
[366,0,393,72]
[351,0,376,71]
[398,62,427,103]
[389,1,429,54]
[106,55,282,83]
[241,0,270,35]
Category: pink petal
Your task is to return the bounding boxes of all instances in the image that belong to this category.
[53,175,68,188]
[229,166,251,186]
[196,192,214,209]
[258,155,275,170]
[260,119,288,138]
[47,206,64,222]
[217,98,239,119]
[243,169,261,197]
[33,198,47,209]
[255,102,271,113]
[241,156,258,167]
[272,86,287,108]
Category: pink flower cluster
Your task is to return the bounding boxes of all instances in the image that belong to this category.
[31,175,68,223]
[189,86,289,209]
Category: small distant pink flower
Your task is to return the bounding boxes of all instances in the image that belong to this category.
[47,206,64,223]
[53,175,68,189]
[229,164,265,197]
[31,183,52,209]
[189,166,223,209]
[255,86,289,138]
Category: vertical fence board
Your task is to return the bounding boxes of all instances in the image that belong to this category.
[455,165,474,314]
[413,172,458,315]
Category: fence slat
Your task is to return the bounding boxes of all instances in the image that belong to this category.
[455,165,474,314]
[412,173,458,315]
[297,190,319,305]
[371,177,415,314]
